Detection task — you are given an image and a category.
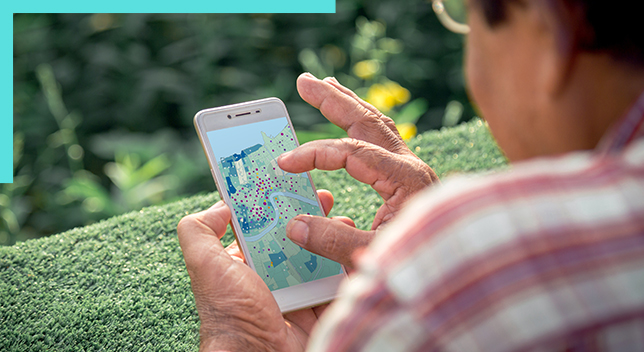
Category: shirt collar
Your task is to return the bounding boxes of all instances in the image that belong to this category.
[596,91,644,154]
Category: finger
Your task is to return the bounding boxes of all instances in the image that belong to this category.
[331,216,355,228]
[280,138,383,176]
[316,189,334,216]
[321,77,392,129]
[225,240,246,264]
[286,215,375,270]
[299,73,390,132]
[178,201,231,240]
[279,138,411,199]
[297,73,408,154]
[177,201,232,269]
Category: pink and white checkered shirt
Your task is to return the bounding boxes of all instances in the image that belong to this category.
[309,93,644,352]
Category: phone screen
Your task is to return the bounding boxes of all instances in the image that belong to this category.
[206,116,343,291]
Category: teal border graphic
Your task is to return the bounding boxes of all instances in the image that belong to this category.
[3,15,10,183]
[5,0,335,183]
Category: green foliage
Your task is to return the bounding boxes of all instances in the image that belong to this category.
[0,193,212,351]
[11,4,473,244]
[298,17,440,143]
[0,135,29,246]
[0,120,505,351]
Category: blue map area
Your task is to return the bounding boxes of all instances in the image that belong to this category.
[225,176,236,194]
[236,204,269,232]
[208,117,343,291]
[220,144,265,197]
[269,251,287,267]
[304,255,317,273]
[207,118,286,162]
[244,143,262,155]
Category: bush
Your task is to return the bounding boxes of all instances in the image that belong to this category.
[0,119,506,351]
[9,3,473,245]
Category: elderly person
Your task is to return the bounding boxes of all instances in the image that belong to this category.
[178,0,644,350]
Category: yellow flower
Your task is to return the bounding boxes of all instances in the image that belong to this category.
[385,81,410,105]
[366,83,396,112]
[365,81,410,113]
[353,60,380,80]
[396,122,417,140]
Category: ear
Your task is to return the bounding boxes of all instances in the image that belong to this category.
[536,0,590,97]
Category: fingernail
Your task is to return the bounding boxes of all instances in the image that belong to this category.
[287,218,309,246]
[213,201,225,208]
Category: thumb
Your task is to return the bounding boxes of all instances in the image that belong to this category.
[177,201,233,274]
[286,215,375,270]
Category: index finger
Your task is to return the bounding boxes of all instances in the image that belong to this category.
[297,73,410,155]
[279,138,409,200]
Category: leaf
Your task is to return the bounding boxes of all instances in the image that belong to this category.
[130,154,172,188]
[443,100,465,127]
[62,172,119,215]
[393,98,428,125]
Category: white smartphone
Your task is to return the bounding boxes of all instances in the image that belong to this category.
[194,97,347,312]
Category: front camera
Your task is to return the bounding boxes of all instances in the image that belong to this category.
[227,115,232,119]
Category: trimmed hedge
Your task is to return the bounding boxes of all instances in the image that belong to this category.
[0,119,506,351]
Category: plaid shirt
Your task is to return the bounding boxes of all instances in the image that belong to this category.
[308,93,644,352]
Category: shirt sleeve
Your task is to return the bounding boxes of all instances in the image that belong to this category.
[307,176,481,352]
[306,262,431,352]
[307,151,644,352]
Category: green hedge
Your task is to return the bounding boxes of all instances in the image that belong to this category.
[0,120,506,351]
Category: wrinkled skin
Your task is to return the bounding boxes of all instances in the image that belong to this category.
[279,73,439,269]
[177,73,439,351]
[178,194,333,351]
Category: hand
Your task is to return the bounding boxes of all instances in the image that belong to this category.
[279,73,439,270]
[177,190,340,351]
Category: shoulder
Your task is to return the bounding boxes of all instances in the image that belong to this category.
[355,145,644,350]
[368,142,644,266]
[311,144,644,352]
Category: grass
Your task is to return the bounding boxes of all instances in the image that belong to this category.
[0,119,507,351]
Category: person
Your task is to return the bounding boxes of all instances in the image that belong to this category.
[177,0,644,350]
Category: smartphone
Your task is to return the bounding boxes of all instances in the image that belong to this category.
[194,97,347,312]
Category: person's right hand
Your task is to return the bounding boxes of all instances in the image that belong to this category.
[278,73,439,270]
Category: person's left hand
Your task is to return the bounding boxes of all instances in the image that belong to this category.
[177,190,343,351]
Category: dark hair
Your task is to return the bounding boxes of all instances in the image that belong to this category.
[476,0,644,66]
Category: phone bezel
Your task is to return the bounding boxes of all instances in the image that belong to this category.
[194,97,346,312]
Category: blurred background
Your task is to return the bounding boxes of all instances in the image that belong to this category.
[9,0,473,246]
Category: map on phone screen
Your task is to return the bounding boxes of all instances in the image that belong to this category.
[207,117,343,291]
